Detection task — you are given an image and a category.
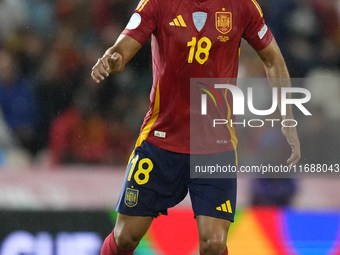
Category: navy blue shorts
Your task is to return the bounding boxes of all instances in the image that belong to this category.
[116,141,237,222]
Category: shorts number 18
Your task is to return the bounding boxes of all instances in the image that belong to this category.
[127,155,154,185]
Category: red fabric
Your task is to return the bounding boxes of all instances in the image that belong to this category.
[101,232,136,255]
[122,0,273,154]
[222,247,229,255]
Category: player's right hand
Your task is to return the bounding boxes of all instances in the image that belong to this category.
[91,52,122,83]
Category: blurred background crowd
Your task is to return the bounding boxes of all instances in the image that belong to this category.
[0,0,339,204]
[0,0,152,166]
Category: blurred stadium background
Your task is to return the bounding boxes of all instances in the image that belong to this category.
[0,0,340,254]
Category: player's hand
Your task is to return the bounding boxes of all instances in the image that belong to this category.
[281,125,301,168]
[91,52,122,83]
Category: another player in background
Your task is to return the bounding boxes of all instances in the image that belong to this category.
[91,0,301,254]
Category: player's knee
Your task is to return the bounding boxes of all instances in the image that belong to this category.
[199,237,226,255]
[114,231,140,249]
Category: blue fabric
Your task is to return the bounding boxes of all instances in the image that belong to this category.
[116,141,237,222]
[0,78,37,130]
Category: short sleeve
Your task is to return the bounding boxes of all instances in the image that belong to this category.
[122,0,158,45]
[242,0,273,51]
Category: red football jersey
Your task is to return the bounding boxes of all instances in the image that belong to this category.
[122,0,273,154]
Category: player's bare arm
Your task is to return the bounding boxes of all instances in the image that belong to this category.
[256,38,301,167]
[91,34,142,83]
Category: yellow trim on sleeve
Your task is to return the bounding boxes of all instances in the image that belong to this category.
[250,0,263,17]
[137,0,150,12]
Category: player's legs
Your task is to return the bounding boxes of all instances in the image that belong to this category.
[189,176,236,255]
[189,150,237,255]
[196,216,231,255]
[114,213,153,248]
[101,214,153,255]
[103,141,190,254]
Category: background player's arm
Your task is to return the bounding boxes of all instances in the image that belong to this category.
[256,38,301,167]
[91,34,142,83]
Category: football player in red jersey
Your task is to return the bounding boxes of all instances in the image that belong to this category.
[91,0,301,254]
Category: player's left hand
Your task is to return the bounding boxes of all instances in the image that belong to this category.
[281,125,301,168]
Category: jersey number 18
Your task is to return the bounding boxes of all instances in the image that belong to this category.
[187,37,212,64]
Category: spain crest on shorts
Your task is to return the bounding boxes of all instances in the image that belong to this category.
[125,188,139,207]
[215,12,232,34]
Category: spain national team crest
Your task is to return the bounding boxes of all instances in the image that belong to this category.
[215,12,232,34]
[125,188,139,207]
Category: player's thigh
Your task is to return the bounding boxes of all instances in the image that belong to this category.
[116,141,189,217]
[189,150,237,222]
[114,213,153,248]
[196,215,231,254]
